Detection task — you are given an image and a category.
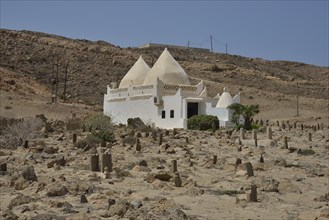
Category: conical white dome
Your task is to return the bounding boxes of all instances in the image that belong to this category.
[143,48,190,85]
[216,88,233,108]
[119,56,150,88]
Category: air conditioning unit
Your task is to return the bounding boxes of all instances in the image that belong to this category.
[153,96,161,106]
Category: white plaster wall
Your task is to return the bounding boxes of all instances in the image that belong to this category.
[104,93,186,129]
[206,107,232,126]
[159,93,185,128]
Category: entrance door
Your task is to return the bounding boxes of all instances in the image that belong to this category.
[187,102,198,118]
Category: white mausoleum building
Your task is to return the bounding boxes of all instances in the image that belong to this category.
[103,48,240,129]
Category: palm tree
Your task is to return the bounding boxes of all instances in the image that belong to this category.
[228,103,260,130]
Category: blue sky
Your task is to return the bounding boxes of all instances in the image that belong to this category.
[1,1,328,66]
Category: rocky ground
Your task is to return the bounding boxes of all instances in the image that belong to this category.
[0,28,328,220]
[0,115,328,220]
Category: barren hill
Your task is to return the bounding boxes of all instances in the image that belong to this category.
[0,28,328,120]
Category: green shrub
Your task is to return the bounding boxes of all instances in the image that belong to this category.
[74,134,100,149]
[83,114,115,142]
[251,123,261,130]
[187,115,219,131]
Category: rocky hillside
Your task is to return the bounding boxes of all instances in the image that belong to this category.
[0,29,328,104]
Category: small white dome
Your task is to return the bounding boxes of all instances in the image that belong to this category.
[143,48,190,85]
[216,88,233,108]
[119,56,150,88]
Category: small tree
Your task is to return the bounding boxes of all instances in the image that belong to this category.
[0,118,43,149]
[83,114,115,142]
[228,103,260,130]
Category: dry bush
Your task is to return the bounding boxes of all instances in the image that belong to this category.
[0,118,43,149]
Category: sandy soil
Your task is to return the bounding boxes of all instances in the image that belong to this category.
[0,66,328,220]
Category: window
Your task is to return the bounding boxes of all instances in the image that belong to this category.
[161,110,166,119]
[170,110,174,118]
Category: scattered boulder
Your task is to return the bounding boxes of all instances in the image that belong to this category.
[47,156,66,168]
[8,194,34,209]
[138,159,148,167]
[47,184,69,197]
[108,198,116,208]
[236,162,254,177]
[101,200,131,218]
[154,171,173,182]
[21,166,38,182]
[260,177,279,192]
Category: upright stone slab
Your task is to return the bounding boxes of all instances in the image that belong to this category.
[0,163,7,172]
[260,154,264,163]
[172,160,177,173]
[90,154,99,172]
[135,138,141,152]
[100,153,112,173]
[284,136,288,149]
[239,128,245,140]
[72,134,77,144]
[24,140,29,148]
[248,184,257,202]
[158,133,163,146]
[308,133,312,142]
[245,162,254,177]
[174,172,182,187]
[267,126,272,139]
[301,124,304,131]
[101,141,107,148]
[213,155,218,165]
[235,158,242,168]
[80,194,88,203]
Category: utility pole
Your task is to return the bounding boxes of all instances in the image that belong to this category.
[63,63,68,102]
[296,82,299,116]
[55,56,59,104]
[210,35,213,53]
[51,55,55,103]
[226,43,228,54]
